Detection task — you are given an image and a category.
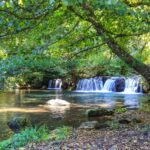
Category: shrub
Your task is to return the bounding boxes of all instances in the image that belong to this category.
[50,126,72,140]
[115,107,128,113]
[0,125,49,150]
[0,125,72,150]
[108,120,120,129]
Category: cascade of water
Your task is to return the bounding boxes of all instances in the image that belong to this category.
[75,76,143,93]
[102,78,116,92]
[48,79,62,89]
[76,77,103,91]
[123,77,141,93]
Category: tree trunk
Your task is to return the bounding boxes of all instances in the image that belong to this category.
[87,17,150,86]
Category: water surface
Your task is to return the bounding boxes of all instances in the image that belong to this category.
[0,90,149,140]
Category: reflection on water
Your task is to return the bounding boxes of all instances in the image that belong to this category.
[43,105,70,114]
[0,90,149,140]
[124,94,140,108]
[0,107,49,113]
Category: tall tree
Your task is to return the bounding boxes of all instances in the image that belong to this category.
[0,0,150,86]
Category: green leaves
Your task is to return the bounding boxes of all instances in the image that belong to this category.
[0,125,49,149]
[105,0,119,5]
[50,126,72,140]
[0,0,149,83]
[62,0,84,6]
[0,125,71,149]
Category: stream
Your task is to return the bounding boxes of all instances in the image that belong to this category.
[0,89,149,140]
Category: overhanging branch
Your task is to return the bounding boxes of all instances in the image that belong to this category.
[69,42,106,59]
[0,3,61,20]
[0,3,61,39]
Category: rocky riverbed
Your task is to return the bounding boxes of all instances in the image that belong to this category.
[25,109,150,150]
[25,126,150,150]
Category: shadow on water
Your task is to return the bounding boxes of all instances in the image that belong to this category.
[0,89,149,140]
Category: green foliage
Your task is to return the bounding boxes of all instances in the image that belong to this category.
[0,125,72,150]
[115,107,128,113]
[50,126,72,140]
[0,125,49,150]
[4,76,26,89]
[0,0,149,85]
[108,120,120,129]
[140,125,150,133]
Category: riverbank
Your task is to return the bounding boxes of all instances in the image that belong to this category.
[29,126,149,150]
[24,110,150,150]
[0,89,149,149]
[0,109,150,149]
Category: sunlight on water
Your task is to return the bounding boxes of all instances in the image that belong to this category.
[0,90,149,140]
[0,107,49,113]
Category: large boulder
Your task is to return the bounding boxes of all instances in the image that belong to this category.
[115,78,125,92]
[79,121,99,129]
[47,99,70,106]
[86,108,114,117]
[7,116,31,132]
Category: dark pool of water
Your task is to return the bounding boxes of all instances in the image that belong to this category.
[0,90,149,140]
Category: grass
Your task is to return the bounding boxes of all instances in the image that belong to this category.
[50,126,72,140]
[0,125,71,150]
[108,120,120,129]
[115,107,128,113]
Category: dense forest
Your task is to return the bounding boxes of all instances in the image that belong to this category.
[0,0,150,89]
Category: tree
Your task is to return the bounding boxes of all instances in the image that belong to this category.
[0,0,150,86]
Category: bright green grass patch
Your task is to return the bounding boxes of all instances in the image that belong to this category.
[115,107,128,113]
[0,125,71,150]
[0,125,49,150]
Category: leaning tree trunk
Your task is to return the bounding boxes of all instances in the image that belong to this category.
[107,37,150,86]
[86,16,150,86]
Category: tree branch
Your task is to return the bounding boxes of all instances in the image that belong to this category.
[28,20,80,55]
[12,0,47,13]
[0,3,61,20]
[62,25,94,47]
[70,3,149,38]
[69,42,106,59]
[0,3,61,39]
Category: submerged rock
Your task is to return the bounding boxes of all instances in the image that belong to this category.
[7,116,31,132]
[95,123,110,129]
[86,108,114,117]
[118,117,142,125]
[51,115,63,120]
[79,121,99,129]
[47,99,70,106]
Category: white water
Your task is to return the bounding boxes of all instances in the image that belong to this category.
[101,78,116,92]
[76,76,142,94]
[48,79,62,89]
[123,77,142,94]
[76,77,103,91]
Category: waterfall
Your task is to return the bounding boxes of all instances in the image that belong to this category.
[123,77,142,93]
[75,76,142,93]
[76,77,103,91]
[48,79,62,89]
[102,78,116,92]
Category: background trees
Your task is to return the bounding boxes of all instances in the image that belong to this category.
[0,0,150,87]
